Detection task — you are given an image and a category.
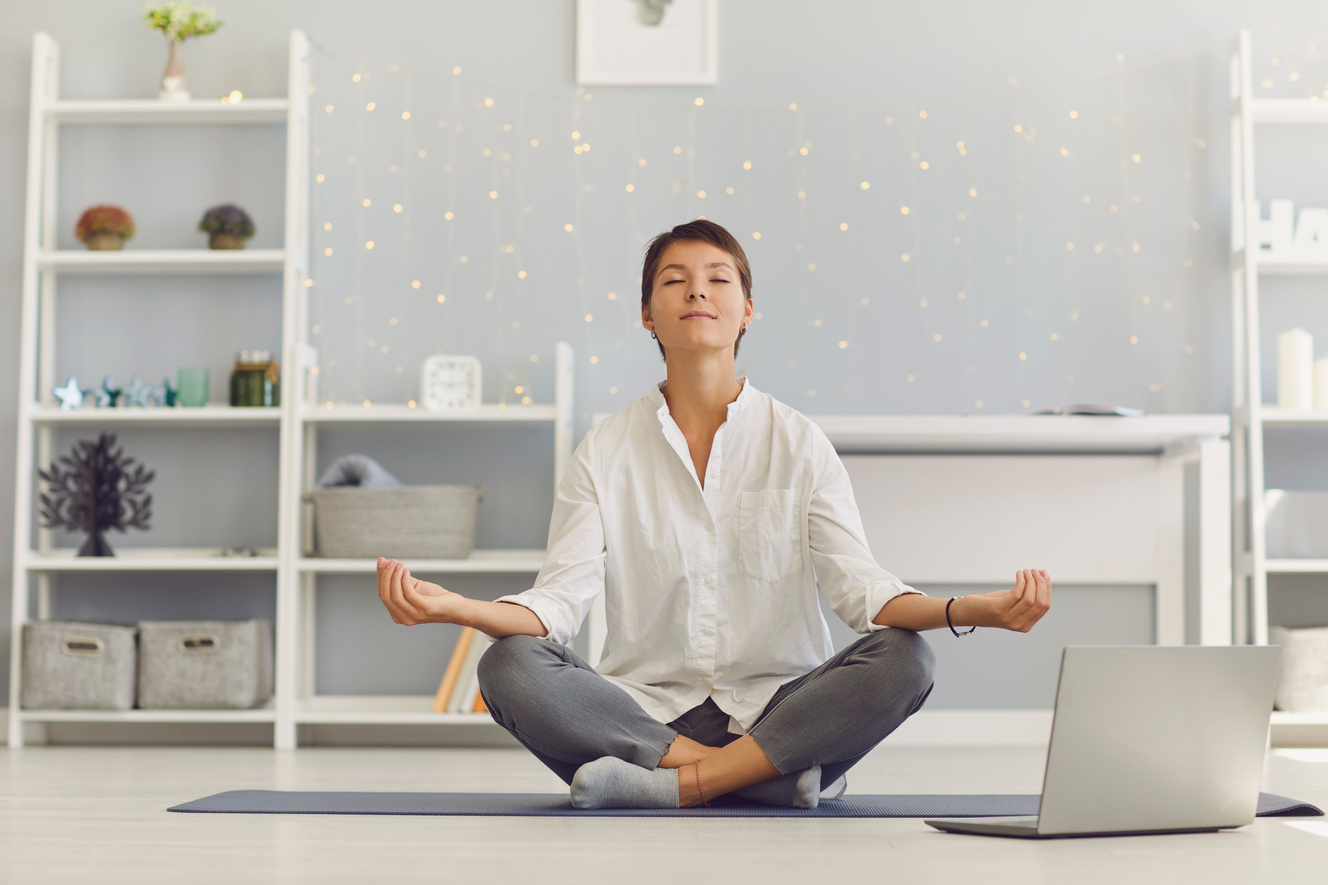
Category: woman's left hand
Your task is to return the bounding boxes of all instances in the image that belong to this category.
[956,569,1051,633]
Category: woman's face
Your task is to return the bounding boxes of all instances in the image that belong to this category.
[642,240,753,361]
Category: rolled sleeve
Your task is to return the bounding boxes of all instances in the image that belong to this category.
[806,429,924,633]
[493,433,606,646]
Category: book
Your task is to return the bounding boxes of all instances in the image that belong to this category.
[1029,404,1147,417]
[447,632,492,714]
[432,627,475,713]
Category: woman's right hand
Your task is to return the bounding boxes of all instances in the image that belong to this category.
[376,557,468,626]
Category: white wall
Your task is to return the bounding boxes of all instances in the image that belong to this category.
[4,1,1328,714]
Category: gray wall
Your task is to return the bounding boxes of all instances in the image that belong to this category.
[4,1,1328,715]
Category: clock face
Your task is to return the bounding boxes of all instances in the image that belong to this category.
[421,355,482,411]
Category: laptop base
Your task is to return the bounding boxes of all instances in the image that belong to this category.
[925,816,1229,839]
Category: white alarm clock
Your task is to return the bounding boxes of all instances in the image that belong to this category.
[421,354,482,411]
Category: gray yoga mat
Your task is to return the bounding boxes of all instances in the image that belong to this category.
[168,790,1322,818]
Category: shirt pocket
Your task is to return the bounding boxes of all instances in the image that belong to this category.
[737,488,803,583]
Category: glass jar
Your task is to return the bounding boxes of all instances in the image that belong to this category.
[229,349,280,407]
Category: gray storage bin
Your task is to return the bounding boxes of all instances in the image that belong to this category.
[305,485,482,559]
[137,619,273,709]
[21,621,137,710]
[1270,625,1328,713]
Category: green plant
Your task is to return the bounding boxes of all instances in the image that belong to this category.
[142,2,222,42]
[199,204,255,239]
[75,205,136,243]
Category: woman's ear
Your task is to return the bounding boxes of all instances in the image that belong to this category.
[641,301,653,331]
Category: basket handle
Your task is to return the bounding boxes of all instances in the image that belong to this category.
[61,637,104,657]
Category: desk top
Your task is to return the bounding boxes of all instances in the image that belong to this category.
[809,414,1229,454]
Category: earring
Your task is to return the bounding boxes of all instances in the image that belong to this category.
[650,331,658,340]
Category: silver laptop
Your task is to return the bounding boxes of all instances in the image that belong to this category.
[926,645,1282,839]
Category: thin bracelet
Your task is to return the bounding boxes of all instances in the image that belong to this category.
[695,759,710,806]
[946,597,977,637]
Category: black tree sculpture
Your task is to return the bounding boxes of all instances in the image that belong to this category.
[38,432,154,556]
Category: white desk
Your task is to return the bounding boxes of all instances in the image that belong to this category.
[584,413,1231,664]
[813,415,1231,647]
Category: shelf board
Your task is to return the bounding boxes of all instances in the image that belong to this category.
[297,695,495,725]
[1250,98,1328,124]
[302,403,557,423]
[1259,407,1328,427]
[1254,252,1328,275]
[301,549,545,573]
[1265,559,1328,574]
[30,404,280,427]
[18,706,276,723]
[35,249,286,275]
[1271,711,1328,726]
[25,547,280,571]
[43,98,289,126]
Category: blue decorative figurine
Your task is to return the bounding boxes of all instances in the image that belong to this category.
[151,377,178,407]
[53,377,83,411]
[122,374,151,408]
[95,375,122,408]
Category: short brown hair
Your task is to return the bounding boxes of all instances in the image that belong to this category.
[640,218,753,360]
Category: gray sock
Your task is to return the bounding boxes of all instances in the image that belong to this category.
[732,764,824,809]
[570,756,680,809]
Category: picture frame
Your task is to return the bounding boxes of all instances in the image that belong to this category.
[575,0,718,85]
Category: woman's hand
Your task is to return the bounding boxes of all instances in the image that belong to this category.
[376,557,469,626]
[958,569,1051,633]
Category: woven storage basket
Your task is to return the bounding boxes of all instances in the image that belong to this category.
[306,485,482,559]
[21,621,138,710]
[1270,625,1328,713]
[137,619,273,709]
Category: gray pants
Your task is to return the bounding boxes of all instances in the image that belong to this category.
[477,627,936,791]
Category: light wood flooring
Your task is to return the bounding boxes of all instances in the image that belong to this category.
[2,742,1327,884]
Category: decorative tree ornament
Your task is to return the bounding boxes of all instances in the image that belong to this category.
[142,2,223,101]
[38,432,154,557]
[53,377,84,411]
[151,377,179,407]
[122,374,151,407]
[96,375,122,408]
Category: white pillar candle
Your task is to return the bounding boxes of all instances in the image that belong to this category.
[1278,328,1315,411]
[1315,357,1328,411]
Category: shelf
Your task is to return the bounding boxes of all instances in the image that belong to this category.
[1259,407,1328,428]
[296,695,495,725]
[1254,252,1328,275]
[25,547,280,571]
[1265,559,1328,574]
[1271,712,1328,726]
[303,403,558,423]
[18,705,276,723]
[30,404,281,428]
[35,249,286,275]
[1250,98,1328,124]
[43,98,289,126]
[301,549,546,573]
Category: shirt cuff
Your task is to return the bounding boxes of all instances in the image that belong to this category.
[863,582,926,632]
[493,594,557,642]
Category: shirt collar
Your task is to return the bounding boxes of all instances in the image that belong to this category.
[648,376,755,419]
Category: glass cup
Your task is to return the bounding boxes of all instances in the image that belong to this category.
[177,366,210,407]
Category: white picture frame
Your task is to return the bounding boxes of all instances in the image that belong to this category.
[576,0,718,85]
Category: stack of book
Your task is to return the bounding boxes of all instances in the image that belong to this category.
[432,627,495,714]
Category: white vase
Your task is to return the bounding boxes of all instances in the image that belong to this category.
[159,40,190,101]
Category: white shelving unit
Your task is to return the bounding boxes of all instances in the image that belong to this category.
[8,31,311,747]
[1230,30,1328,736]
[284,343,574,742]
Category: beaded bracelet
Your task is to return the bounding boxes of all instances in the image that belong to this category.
[695,759,710,806]
[946,597,977,637]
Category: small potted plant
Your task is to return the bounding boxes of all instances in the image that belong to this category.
[199,204,255,249]
[142,2,223,101]
[75,205,136,251]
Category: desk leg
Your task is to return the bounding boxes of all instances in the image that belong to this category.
[1197,439,1233,646]
[1157,457,1185,646]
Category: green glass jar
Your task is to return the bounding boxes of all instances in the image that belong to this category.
[229,349,280,407]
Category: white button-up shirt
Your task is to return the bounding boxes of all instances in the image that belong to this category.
[495,378,922,735]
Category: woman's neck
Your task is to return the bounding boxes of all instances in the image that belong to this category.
[660,351,743,437]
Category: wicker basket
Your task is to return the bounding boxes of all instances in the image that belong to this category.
[305,485,483,559]
[1270,625,1328,713]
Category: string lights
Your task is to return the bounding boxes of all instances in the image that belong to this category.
[305,41,1244,418]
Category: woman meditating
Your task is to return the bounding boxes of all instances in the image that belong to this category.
[376,218,1052,810]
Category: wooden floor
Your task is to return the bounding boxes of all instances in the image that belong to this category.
[2,743,1326,884]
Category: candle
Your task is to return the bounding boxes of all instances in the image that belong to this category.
[1278,328,1314,411]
